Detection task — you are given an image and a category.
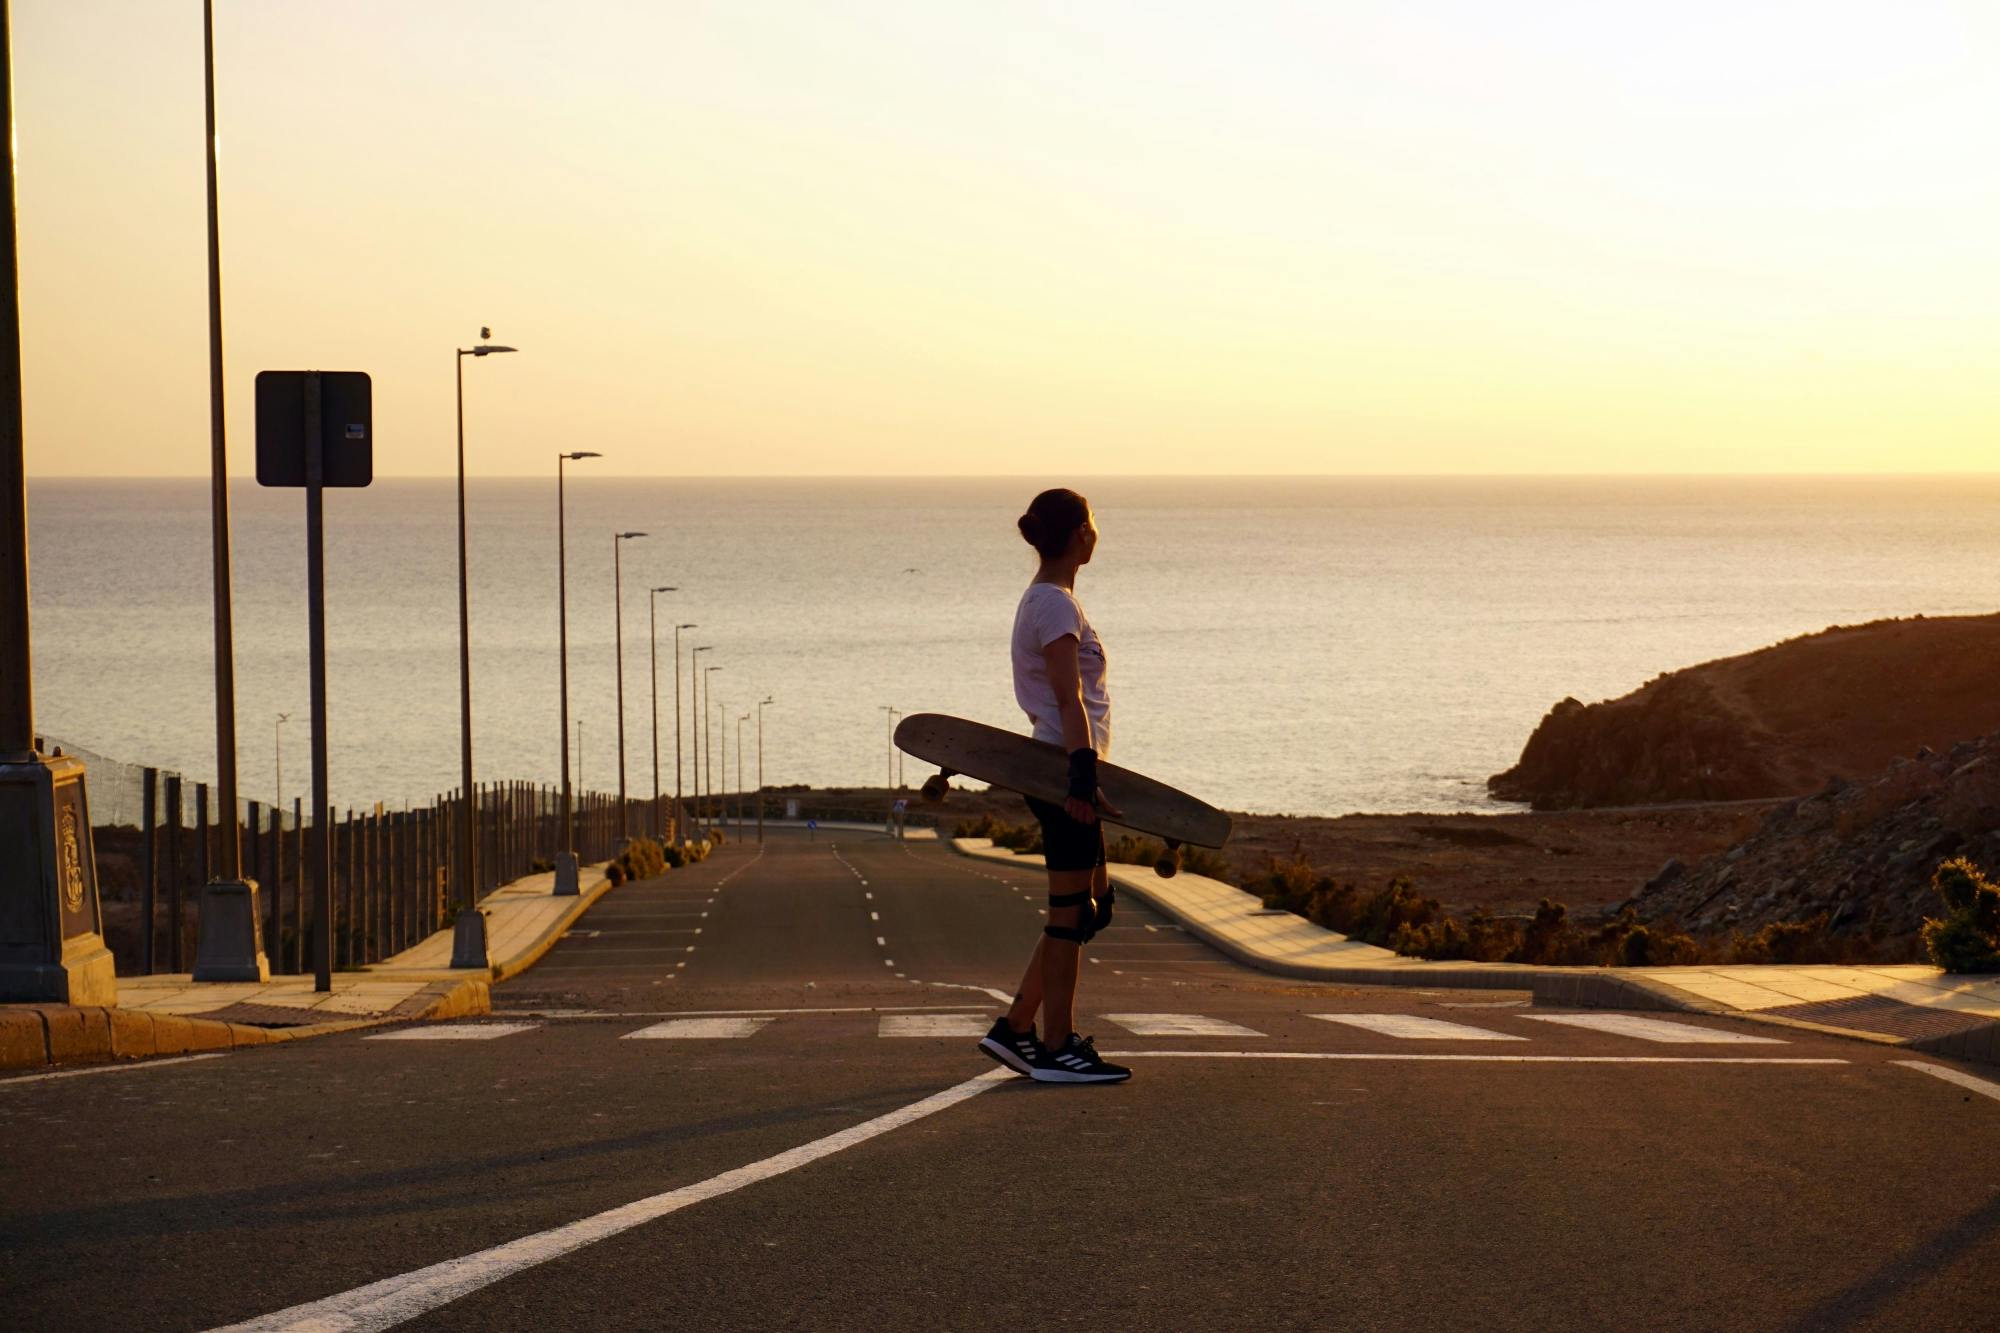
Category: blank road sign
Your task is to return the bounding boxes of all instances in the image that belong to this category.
[255,370,373,487]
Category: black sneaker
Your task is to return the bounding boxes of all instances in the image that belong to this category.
[978,1017,1045,1076]
[1031,1032,1131,1084]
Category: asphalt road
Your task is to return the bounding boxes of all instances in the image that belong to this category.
[5,827,2000,1331]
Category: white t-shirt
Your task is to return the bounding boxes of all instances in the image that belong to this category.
[1012,582,1112,758]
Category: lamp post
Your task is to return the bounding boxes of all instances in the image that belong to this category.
[555,449,600,894]
[674,622,695,841]
[274,712,288,808]
[648,588,677,840]
[189,0,268,983]
[736,713,748,836]
[611,530,647,842]
[0,0,116,1003]
[705,668,723,827]
[453,330,515,917]
[691,646,711,831]
[756,696,774,844]
[879,705,899,834]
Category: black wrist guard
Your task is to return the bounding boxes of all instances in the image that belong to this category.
[1066,748,1098,802]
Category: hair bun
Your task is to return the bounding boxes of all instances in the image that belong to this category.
[1017,513,1041,545]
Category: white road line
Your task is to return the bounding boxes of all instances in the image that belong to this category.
[876,936,887,947]
[366,1023,540,1042]
[1105,1013,1265,1038]
[927,981,1015,1004]
[1896,1060,2000,1102]
[1522,1014,1784,1045]
[504,1005,989,1019]
[622,1017,773,1040]
[1312,1014,1526,1042]
[880,1014,990,1037]
[1106,1051,1846,1065]
[210,1070,1011,1333]
[0,1053,226,1086]
[870,911,879,921]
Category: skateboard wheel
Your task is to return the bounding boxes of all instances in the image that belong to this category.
[1154,855,1180,878]
[921,774,950,804]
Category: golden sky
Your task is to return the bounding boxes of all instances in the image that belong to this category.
[14,1,1999,476]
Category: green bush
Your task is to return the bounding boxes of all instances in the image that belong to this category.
[1923,858,2000,973]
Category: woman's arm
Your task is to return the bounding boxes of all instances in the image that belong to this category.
[1042,634,1099,823]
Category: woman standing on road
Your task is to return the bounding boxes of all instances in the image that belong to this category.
[978,488,1132,1085]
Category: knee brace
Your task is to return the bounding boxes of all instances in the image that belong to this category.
[1045,889,1090,944]
[1087,885,1115,939]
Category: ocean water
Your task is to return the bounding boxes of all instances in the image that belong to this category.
[22,475,2000,818]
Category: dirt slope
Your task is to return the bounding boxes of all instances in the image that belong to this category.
[1489,613,2000,810]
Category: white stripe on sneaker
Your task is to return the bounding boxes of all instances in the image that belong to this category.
[1521,1014,1783,1044]
[1311,1014,1525,1041]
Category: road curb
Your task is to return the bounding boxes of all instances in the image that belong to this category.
[488,871,616,984]
[942,837,1994,1061]
[0,975,491,1075]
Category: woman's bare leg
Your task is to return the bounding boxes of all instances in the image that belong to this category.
[1007,867,1093,1036]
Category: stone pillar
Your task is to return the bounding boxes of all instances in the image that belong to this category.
[0,750,117,1005]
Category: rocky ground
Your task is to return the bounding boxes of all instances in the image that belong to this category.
[1629,731,2000,948]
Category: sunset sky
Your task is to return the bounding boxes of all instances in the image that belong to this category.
[14,1,1998,477]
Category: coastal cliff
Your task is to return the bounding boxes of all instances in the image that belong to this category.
[1488,613,2000,810]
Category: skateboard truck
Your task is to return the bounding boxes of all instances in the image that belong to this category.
[1155,838,1183,879]
[921,767,956,804]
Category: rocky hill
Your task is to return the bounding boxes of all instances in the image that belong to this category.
[1488,613,2000,810]
[1627,731,2000,944]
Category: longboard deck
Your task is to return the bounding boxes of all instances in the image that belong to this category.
[893,713,1231,851]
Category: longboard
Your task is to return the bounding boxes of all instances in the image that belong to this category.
[893,712,1231,877]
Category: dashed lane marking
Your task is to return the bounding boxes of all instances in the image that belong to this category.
[622,1017,774,1040]
[367,1023,541,1042]
[209,1070,1012,1333]
[1896,1060,2000,1102]
[1105,1013,1265,1038]
[1522,1014,1785,1045]
[1312,1014,1526,1042]
[880,1014,990,1037]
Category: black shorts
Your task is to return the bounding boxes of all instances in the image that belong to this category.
[1025,795,1106,874]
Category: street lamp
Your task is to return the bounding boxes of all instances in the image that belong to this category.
[555,449,600,894]
[611,530,647,842]
[648,588,678,840]
[674,622,696,841]
[691,645,712,832]
[274,712,289,808]
[736,713,749,836]
[756,696,774,844]
[705,667,724,829]
[453,330,516,916]
[454,330,516,912]
[879,705,899,835]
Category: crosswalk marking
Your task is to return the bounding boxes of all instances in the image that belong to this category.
[880,1015,990,1038]
[368,1022,540,1041]
[1522,1014,1784,1044]
[1105,1013,1265,1037]
[1311,1014,1525,1041]
[622,1017,774,1040]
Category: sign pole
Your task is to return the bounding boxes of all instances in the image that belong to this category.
[303,373,333,991]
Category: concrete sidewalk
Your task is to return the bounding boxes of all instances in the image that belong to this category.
[952,837,2000,1064]
[1,862,611,1072]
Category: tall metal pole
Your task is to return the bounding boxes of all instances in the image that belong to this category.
[649,591,658,838]
[203,0,241,880]
[0,0,31,761]
[735,714,746,836]
[303,374,332,992]
[880,706,898,792]
[454,350,474,907]
[706,671,722,825]
[274,713,287,809]
[556,456,572,852]
[675,624,694,842]
[756,698,772,844]
[611,532,646,842]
